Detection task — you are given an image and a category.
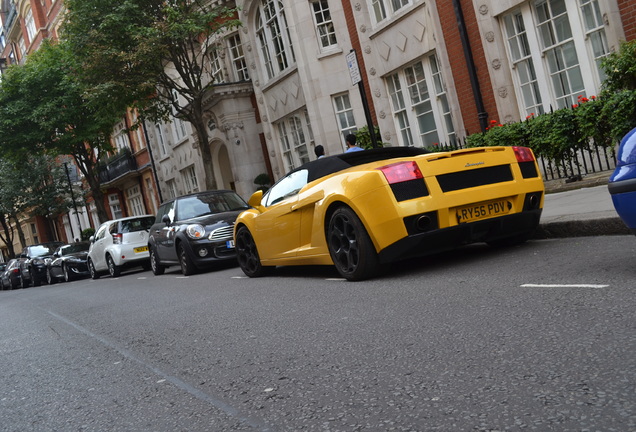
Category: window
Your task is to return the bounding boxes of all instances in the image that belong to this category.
[125,185,146,216]
[108,194,123,219]
[171,90,188,142]
[502,1,607,116]
[503,11,544,116]
[166,179,178,200]
[263,170,309,206]
[25,9,36,43]
[370,0,412,25]
[210,47,224,83]
[255,0,296,80]
[579,0,609,82]
[385,55,455,147]
[332,94,357,146]
[114,132,130,152]
[311,0,337,50]
[227,34,249,81]
[145,178,158,214]
[155,123,168,156]
[276,111,312,171]
[181,166,199,194]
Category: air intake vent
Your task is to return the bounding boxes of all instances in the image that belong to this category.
[209,225,234,241]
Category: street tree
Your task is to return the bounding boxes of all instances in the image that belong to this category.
[63,0,241,191]
[0,40,120,223]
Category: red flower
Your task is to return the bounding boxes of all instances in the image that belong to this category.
[572,104,578,109]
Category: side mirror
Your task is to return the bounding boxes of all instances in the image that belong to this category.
[248,190,263,208]
[162,214,171,224]
[89,236,95,243]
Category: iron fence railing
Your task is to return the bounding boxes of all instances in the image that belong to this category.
[428,139,616,182]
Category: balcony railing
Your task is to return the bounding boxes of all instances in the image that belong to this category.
[98,153,137,183]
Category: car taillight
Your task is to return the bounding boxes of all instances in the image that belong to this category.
[11,269,19,274]
[113,233,123,244]
[377,161,423,184]
[513,146,535,163]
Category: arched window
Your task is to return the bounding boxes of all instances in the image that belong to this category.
[255,0,295,80]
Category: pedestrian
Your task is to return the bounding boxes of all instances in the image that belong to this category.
[345,134,364,152]
[314,145,325,158]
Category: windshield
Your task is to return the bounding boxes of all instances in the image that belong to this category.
[177,192,249,220]
[28,244,59,257]
[59,242,90,255]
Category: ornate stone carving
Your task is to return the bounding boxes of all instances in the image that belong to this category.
[485,31,495,42]
[492,59,502,70]
[354,3,361,11]
[498,87,508,98]
[479,5,488,15]
[369,67,376,76]
[378,111,386,119]
[383,131,392,141]
[360,25,367,33]
[364,46,372,54]
[374,88,381,98]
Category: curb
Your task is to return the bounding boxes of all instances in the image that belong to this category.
[533,217,631,239]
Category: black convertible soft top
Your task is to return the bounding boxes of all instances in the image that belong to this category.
[299,147,431,183]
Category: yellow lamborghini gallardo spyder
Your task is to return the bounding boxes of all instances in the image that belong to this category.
[235,146,544,281]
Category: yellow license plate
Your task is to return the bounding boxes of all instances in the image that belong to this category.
[134,246,148,253]
[457,200,510,223]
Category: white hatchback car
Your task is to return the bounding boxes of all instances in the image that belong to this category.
[88,215,155,278]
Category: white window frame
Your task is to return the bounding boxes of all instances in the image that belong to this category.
[210,47,224,84]
[155,123,168,156]
[108,194,123,219]
[311,0,338,51]
[25,9,36,43]
[171,90,188,142]
[255,0,296,80]
[125,185,145,216]
[501,1,604,116]
[385,55,455,148]
[369,0,412,25]
[227,33,249,81]
[166,179,178,200]
[181,166,199,194]
[332,93,357,148]
[276,110,312,171]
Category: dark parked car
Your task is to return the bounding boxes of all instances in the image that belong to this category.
[148,190,249,276]
[608,127,636,235]
[18,242,64,287]
[1,259,21,290]
[0,259,20,290]
[46,241,91,284]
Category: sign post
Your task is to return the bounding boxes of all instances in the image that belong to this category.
[346,50,378,148]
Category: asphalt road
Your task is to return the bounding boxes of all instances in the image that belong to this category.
[1,235,635,432]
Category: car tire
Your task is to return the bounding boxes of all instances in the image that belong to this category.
[20,275,30,288]
[149,247,165,276]
[11,279,18,289]
[235,226,274,278]
[63,264,73,282]
[106,255,121,278]
[47,268,56,285]
[88,259,100,280]
[31,267,41,287]
[327,207,382,281]
[178,244,197,276]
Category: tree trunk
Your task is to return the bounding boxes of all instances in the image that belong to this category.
[73,150,110,224]
[0,214,16,258]
[11,212,27,249]
[192,109,217,191]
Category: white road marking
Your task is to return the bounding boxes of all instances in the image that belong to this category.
[521,284,609,288]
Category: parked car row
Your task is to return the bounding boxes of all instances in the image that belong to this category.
[3,144,556,285]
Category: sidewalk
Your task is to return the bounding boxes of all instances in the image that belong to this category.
[532,171,631,239]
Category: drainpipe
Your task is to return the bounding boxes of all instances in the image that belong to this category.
[452,0,488,132]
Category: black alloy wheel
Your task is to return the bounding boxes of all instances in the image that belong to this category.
[327,207,382,281]
[235,226,273,278]
[149,247,165,276]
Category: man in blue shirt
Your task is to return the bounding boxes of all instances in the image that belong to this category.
[345,134,364,152]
